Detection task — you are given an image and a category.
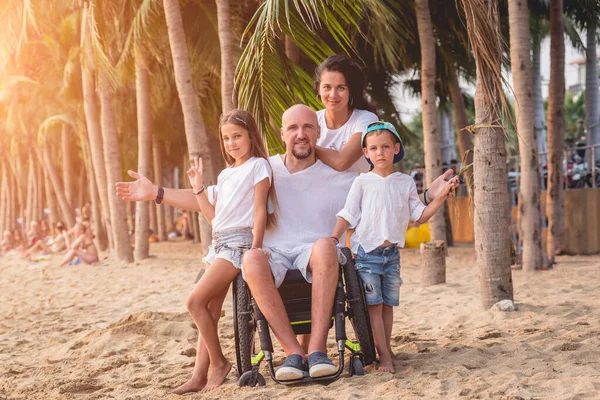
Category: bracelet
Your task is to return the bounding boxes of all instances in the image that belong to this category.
[155,187,164,204]
[423,189,429,205]
[330,236,339,245]
[192,185,205,195]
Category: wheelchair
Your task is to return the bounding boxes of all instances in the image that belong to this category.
[232,247,376,386]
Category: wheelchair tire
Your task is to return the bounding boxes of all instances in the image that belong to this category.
[233,274,255,376]
[341,248,376,366]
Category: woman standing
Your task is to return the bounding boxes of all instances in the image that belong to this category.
[314,55,379,174]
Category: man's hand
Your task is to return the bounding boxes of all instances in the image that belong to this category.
[428,169,459,201]
[115,170,157,202]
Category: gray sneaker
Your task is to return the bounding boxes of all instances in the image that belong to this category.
[275,354,307,381]
[308,351,337,378]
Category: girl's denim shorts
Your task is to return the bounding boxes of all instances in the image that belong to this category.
[203,227,253,269]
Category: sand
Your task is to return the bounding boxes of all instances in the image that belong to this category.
[1,240,599,400]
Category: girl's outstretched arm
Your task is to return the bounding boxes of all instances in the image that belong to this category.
[251,178,270,249]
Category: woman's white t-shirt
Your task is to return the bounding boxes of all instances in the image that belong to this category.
[211,157,272,232]
[336,172,426,253]
[316,108,379,175]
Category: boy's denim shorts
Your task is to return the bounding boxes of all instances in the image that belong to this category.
[354,244,402,307]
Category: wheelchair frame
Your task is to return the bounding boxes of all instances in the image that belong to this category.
[232,247,376,386]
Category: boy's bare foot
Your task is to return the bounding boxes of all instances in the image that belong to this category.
[377,353,395,374]
[389,350,403,367]
[172,377,207,395]
[377,360,395,373]
[203,360,231,391]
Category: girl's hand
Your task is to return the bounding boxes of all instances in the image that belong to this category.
[115,170,157,201]
[187,157,204,192]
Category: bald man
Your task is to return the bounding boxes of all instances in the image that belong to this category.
[242,105,356,380]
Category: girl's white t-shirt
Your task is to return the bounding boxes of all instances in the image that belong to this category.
[316,108,379,175]
[337,171,426,253]
[211,157,272,232]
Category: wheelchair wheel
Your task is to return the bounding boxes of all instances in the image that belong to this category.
[233,274,255,376]
[341,248,376,366]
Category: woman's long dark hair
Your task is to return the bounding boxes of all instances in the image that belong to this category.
[313,55,376,113]
[218,110,278,228]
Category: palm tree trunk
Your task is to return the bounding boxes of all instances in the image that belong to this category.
[37,161,43,223]
[0,163,6,232]
[25,154,34,227]
[153,137,168,241]
[585,21,599,161]
[216,0,235,112]
[82,64,113,248]
[61,124,74,210]
[532,32,547,158]
[81,133,108,250]
[43,169,59,227]
[449,65,474,186]
[78,166,86,211]
[6,159,22,230]
[99,80,134,263]
[163,0,218,254]
[546,0,565,263]
[134,55,152,260]
[508,0,545,271]
[461,0,514,308]
[415,0,446,242]
[34,142,77,228]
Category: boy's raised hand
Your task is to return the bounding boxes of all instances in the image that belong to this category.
[187,156,204,191]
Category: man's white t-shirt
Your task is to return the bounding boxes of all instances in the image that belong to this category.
[337,172,426,253]
[211,157,272,232]
[316,108,379,175]
[263,155,356,249]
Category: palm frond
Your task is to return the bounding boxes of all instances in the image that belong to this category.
[36,114,73,144]
[116,0,166,82]
[237,0,397,152]
[82,2,118,92]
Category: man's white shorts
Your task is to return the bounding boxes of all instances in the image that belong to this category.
[264,244,347,288]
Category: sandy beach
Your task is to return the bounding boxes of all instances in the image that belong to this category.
[1,240,599,400]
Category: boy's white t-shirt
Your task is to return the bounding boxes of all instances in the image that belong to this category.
[211,157,272,232]
[316,108,379,175]
[262,155,356,250]
[337,171,426,253]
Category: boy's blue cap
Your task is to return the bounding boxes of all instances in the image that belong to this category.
[361,121,404,165]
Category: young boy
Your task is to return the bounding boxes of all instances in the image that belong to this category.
[331,121,457,373]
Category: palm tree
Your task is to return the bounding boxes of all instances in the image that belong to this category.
[508,0,544,271]
[162,0,221,253]
[415,0,446,242]
[81,4,112,250]
[460,0,514,308]
[546,0,565,264]
[216,0,235,113]
[530,16,549,157]
[133,52,152,260]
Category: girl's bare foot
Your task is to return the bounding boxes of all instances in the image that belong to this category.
[202,360,231,391]
[172,377,207,395]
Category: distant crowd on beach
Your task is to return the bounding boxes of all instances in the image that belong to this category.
[0,201,201,267]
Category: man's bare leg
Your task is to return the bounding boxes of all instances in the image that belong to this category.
[242,249,304,357]
[298,334,310,355]
[173,285,227,395]
[307,238,338,354]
